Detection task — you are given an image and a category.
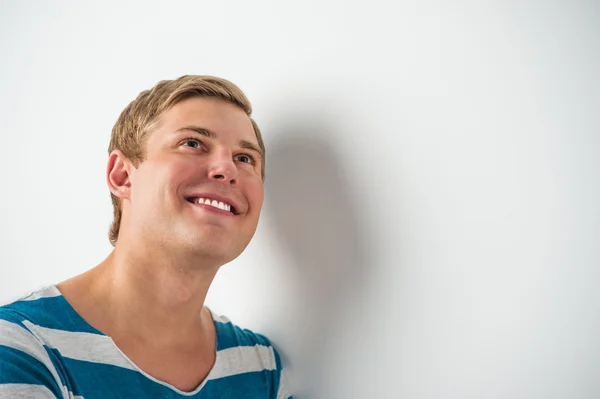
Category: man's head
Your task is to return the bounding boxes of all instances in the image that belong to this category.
[107,75,265,265]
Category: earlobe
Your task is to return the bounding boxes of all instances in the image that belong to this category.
[107,150,133,200]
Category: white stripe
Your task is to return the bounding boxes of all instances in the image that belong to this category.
[0,320,69,398]
[208,344,276,380]
[0,383,57,398]
[21,321,136,371]
[0,384,84,399]
[20,286,61,301]
[277,368,292,399]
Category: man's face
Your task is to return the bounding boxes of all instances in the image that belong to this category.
[125,97,264,265]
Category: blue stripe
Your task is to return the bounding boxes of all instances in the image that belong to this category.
[202,370,270,398]
[214,320,273,351]
[56,357,165,399]
[58,356,278,398]
[44,347,70,393]
[0,308,29,330]
[0,345,63,398]
[2,297,103,335]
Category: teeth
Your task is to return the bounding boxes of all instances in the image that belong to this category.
[193,197,232,212]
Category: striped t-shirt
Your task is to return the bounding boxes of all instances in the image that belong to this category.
[0,286,291,398]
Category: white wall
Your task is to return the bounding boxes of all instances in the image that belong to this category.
[1,1,599,398]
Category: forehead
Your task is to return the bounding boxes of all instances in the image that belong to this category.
[152,96,256,143]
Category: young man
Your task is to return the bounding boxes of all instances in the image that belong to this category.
[0,76,292,398]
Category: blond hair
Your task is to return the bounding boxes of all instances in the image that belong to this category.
[107,75,265,246]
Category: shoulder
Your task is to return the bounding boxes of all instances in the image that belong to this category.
[0,285,63,335]
[209,309,293,399]
[1,285,64,328]
[0,285,63,347]
[0,287,68,398]
[210,310,278,352]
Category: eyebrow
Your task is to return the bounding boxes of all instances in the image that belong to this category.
[239,140,264,162]
[177,125,264,162]
[177,125,217,139]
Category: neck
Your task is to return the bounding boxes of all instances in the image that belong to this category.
[66,241,221,346]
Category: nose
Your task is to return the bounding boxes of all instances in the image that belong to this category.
[207,149,238,184]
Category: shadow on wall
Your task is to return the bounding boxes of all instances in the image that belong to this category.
[266,114,371,398]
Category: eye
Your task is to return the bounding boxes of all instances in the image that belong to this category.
[182,138,203,149]
[234,153,255,165]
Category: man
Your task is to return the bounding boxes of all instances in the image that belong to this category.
[0,76,292,398]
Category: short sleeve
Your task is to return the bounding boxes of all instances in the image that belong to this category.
[277,367,293,399]
[271,344,293,399]
[0,311,64,398]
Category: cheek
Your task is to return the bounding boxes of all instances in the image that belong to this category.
[164,163,197,186]
[157,155,200,182]
[134,160,192,205]
[247,179,264,211]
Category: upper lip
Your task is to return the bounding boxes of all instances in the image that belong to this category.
[185,193,242,214]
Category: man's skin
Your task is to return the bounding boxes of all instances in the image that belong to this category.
[56,96,265,392]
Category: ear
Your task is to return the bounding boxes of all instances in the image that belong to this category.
[107,150,134,201]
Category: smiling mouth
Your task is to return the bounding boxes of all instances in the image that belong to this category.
[185,197,239,215]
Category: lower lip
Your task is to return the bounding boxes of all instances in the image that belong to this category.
[188,201,235,216]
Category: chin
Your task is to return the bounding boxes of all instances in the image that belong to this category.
[181,237,243,265]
